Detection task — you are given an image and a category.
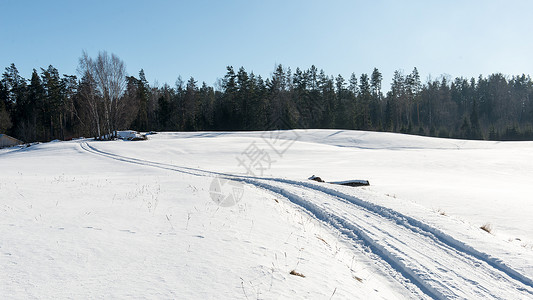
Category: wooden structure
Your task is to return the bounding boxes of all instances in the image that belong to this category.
[0,134,23,148]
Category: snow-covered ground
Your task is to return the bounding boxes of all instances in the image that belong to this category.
[1,130,533,298]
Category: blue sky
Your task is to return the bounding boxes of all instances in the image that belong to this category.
[1,0,532,90]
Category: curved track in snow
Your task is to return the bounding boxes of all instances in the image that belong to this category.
[80,141,533,299]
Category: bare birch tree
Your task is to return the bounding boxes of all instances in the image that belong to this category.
[77,51,127,139]
[78,51,102,138]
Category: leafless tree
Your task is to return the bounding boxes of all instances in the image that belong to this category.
[78,51,102,138]
[77,51,127,139]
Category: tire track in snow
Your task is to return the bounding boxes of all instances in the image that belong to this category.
[259,177,533,289]
[247,179,533,299]
[79,141,533,299]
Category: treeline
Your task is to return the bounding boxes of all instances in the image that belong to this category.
[2,53,533,142]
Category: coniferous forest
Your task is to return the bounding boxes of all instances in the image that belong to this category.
[2,51,533,143]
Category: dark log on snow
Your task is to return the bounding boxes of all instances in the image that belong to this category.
[308,175,370,187]
[329,180,370,187]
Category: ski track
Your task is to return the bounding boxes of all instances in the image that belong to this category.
[79,141,533,299]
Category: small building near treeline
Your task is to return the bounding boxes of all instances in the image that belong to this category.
[0,134,24,148]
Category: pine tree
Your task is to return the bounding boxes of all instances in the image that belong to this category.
[0,100,11,133]
[370,68,383,127]
[221,66,238,129]
[319,73,336,128]
[2,64,26,108]
[293,67,311,128]
[198,82,215,129]
[460,116,471,139]
[469,98,482,139]
[132,69,150,131]
[488,125,498,140]
[370,68,383,101]
[268,65,290,128]
[407,67,422,125]
[184,76,198,130]
[236,67,250,129]
[41,65,64,139]
[25,69,46,140]
[390,70,405,130]
[357,74,372,129]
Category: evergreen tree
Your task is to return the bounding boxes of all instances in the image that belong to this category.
[469,98,482,139]
[335,74,345,95]
[384,95,394,131]
[2,63,26,107]
[236,67,250,129]
[41,65,64,139]
[407,67,422,126]
[24,69,46,140]
[319,73,336,128]
[221,66,238,129]
[356,73,372,129]
[253,74,268,129]
[335,74,352,128]
[293,67,311,128]
[370,68,383,101]
[268,64,291,128]
[131,69,150,131]
[2,64,26,135]
[0,100,11,133]
[348,73,358,95]
[184,76,198,130]
[198,82,215,129]
[370,68,383,127]
[390,70,405,130]
[488,125,498,140]
[460,116,471,139]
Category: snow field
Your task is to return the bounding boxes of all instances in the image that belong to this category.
[1,140,409,298]
[2,129,533,298]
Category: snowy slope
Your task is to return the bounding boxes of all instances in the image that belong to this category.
[2,130,533,299]
[120,130,533,244]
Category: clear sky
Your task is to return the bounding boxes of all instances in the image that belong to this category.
[1,0,533,90]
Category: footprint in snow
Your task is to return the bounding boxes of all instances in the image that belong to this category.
[85,226,102,230]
